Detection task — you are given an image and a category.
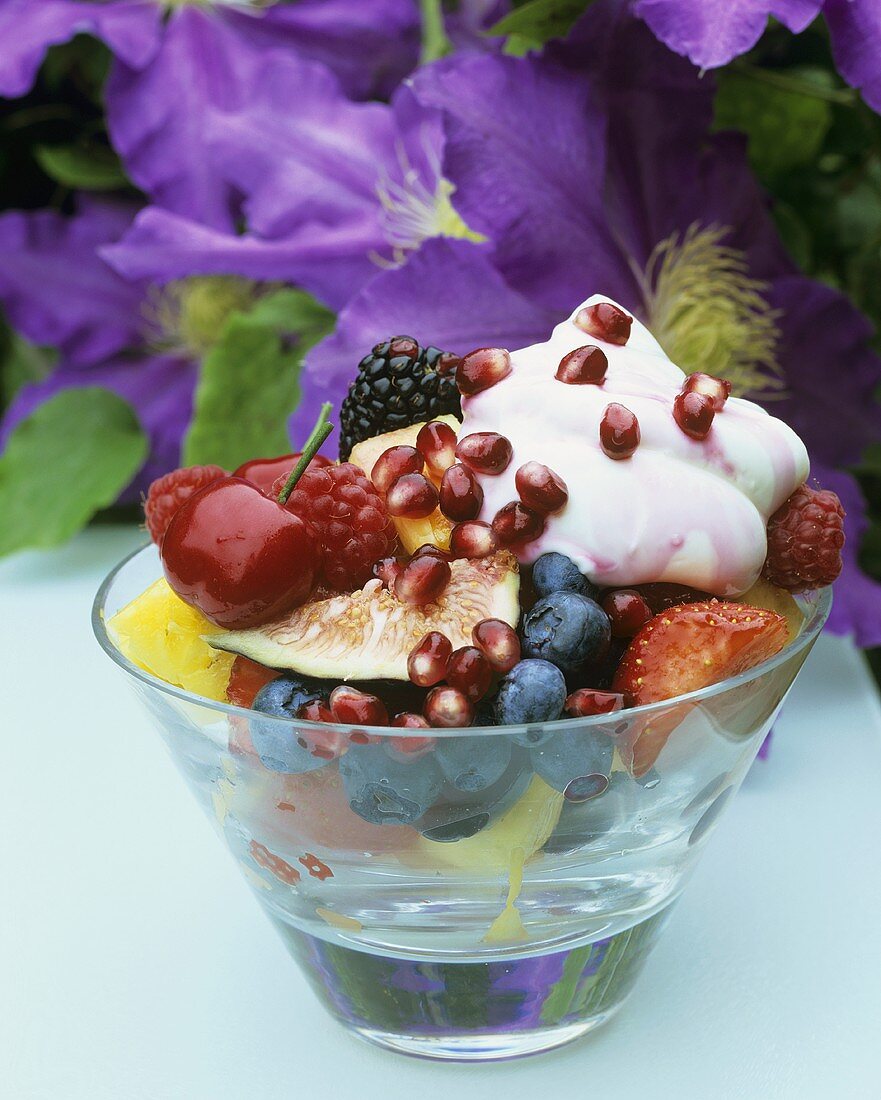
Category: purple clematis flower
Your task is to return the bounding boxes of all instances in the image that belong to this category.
[630,0,881,113]
[0,198,243,498]
[304,3,881,644]
[0,0,420,229]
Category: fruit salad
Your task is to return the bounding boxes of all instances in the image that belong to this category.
[110,293,842,886]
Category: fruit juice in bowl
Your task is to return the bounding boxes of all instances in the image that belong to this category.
[94,297,838,1060]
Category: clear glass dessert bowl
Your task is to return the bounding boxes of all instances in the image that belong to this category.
[93,544,830,1061]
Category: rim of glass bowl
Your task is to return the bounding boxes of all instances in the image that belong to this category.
[92,542,832,740]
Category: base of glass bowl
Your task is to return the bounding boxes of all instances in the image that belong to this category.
[275,908,669,1062]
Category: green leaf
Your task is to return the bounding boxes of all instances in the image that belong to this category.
[0,324,57,410]
[0,387,148,557]
[489,0,591,55]
[34,142,128,191]
[714,66,834,179]
[183,289,336,470]
[772,201,813,270]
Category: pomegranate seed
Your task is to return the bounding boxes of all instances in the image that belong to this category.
[439,463,484,521]
[391,712,432,729]
[395,554,451,605]
[601,589,653,638]
[386,472,439,518]
[600,403,640,459]
[329,686,389,727]
[673,390,715,440]
[372,445,423,493]
[372,556,403,589]
[492,501,546,547]
[472,618,520,672]
[386,336,419,359]
[450,520,498,559]
[416,420,458,476]
[408,631,453,686]
[424,685,475,728]
[412,543,453,561]
[556,345,608,385]
[456,347,512,396]
[574,302,632,345]
[436,351,461,376]
[456,432,513,475]
[515,461,569,514]
[389,734,436,757]
[297,699,335,723]
[446,646,493,702]
[682,372,730,412]
[564,689,627,717]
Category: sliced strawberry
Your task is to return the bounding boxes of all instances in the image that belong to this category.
[612,601,788,776]
[227,656,279,757]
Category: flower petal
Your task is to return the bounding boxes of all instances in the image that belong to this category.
[0,0,161,97]
[102,207,380,312]
[300,238,558,448]
[0,200,144,369]
[631,0,822,70]
[1,352,195,500]
[825,0,881,113]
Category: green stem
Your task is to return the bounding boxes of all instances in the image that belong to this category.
[277,402,333,504]
[419,0,452,64]
[731,61,857,106]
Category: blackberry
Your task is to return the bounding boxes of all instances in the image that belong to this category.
[338,336,461,460]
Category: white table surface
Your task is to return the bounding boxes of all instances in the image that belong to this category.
[2,526,880,1099]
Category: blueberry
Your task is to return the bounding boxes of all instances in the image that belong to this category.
[419,752,532,842]
[521,591,611,672]
[250,676,330,774]
[532,553,598,600]
[340,744,443,825]
[434,736,512,793]
[530,727,614,796]
[495,659,567,729]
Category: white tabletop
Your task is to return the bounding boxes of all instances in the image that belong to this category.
[2,526,880,1099]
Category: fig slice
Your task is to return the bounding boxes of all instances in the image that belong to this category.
[208,551,520,681]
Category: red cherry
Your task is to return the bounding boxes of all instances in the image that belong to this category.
[555,345,608,385]
[395,554,451,605]
[329,685,389,727]
[515,461,569,514]
[456,347,512,396]
[564,689,627,717]
[439,463,484,521]
[601,589,653,638]
[673,390,715,440]
[472,618,520,672]
[600,403,640,459]
[386,472,439,518]
[408,631,453,686]
[446,646,493,702]
[574,302,632,345]
[416,420,458,477]
[424,685,475,728]
[450,520,498,559]
[161,477,318,629]
[371,445,424,494]
[491,501,546,547]
[681,372,731,412]
[233,452,331,495]
[455,432,513,475]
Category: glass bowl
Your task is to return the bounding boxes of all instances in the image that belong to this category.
[93,544,830,1061]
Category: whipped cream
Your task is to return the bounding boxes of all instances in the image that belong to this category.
[461,295,809,597]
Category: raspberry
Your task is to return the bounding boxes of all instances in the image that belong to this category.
[144,464,227,544]
[763,484,845,592]
[277,462,396,590]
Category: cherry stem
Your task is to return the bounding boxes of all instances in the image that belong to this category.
[277,402,333,505]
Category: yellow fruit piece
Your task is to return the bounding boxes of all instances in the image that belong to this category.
[415,775,563,873]
[740,578,804,642]
[109,578,235,702]
[348,415,459,553]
